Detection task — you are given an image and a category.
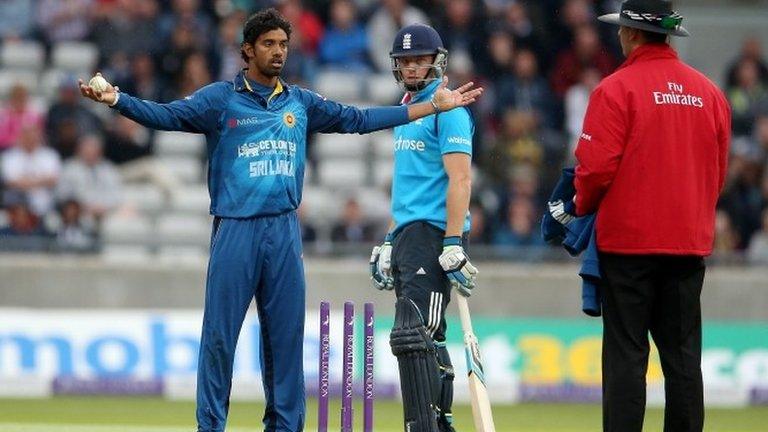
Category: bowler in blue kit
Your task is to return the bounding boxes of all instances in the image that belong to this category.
[78,8,482,432]
[370,24,479,432]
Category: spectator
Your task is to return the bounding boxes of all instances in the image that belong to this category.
[747,209,768,264]
[468,201,491,244]
[45,80,103,159]
[499,1,547,66]
[435,0,488,74]
[102,115,179,200]
[331,198,377,243]
[176,52,213,100]
[564,67,602,160]
[1,124,61,216]
[278,0,325,85]
[0,190,52,250]
[128,0,164,55]
[36,0,93,44]
[728,58,768,135]
[719,138,764,249]
[57,135,122,221]
[485,110,540,182]
[726,36,768,89]
[755,112,768,155]
[318,0,370,72]
[211,12,247,81]
[0,0,34,41]
[158,0,214,51]
[485,161,540,229]
[367,0,429,72]
[0,84,44,152]
[91,0,163,85]
[714,209,740,253]
[121,53,169,103]
[103,115,152,165]
[156,24,200,86]
[496,48,558,129]
[298,203,318,243]
[550,25,616,98]
[492,196,543,246]
[486,29,516,80]
[277,0,325,56]
[54,198,98,252]
[549,0,595,54]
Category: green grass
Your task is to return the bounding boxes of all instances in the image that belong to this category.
[0,397,767,431]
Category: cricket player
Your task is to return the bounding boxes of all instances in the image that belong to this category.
[78,9,482,432]
[369,24,478,432]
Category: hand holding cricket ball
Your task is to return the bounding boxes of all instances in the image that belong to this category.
[79,72,118,105]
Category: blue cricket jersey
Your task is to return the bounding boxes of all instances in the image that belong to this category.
[112,70,409,218]
[391,79,474,234]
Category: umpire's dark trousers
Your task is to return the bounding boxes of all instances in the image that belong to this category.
[599,253,705,432]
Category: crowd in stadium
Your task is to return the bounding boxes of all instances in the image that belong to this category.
[0,0,767,262]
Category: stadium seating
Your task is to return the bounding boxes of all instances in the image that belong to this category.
[102,214,153,246]
[155,131,207,157]
[1,41,45,71]
[155,213,212,248]
[313,132,368,159]
[0,70,31,97]
[51,42,98,75]
[314,70,364,102]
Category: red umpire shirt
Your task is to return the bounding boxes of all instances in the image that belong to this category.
[574,43,731,255]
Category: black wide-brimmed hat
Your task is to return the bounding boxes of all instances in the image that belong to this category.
[598,0,689,37]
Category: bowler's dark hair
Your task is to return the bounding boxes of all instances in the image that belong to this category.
[240,8,292,62]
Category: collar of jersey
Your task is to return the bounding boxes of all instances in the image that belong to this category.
[407,79,442,104]
[234,69,288,102]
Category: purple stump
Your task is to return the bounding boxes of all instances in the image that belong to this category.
[341,302,354,432]
[318,301,330,432]
[363,302,375,432]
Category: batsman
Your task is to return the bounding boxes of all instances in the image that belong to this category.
[370,24,478,432]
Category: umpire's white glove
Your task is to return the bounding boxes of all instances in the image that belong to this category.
[438,236,478,297]
[370,233,394,290]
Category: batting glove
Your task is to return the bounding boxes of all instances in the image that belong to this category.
[548,199,576,225]
[438,236,478,297]
[370,233,394,290]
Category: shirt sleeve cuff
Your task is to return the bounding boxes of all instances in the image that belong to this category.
[109,92,122,108]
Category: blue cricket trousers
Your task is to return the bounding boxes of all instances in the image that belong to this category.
[196,211,306,432]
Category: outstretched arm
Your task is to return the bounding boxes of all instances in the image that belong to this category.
[304,77,483,134]
[78,73,225,134]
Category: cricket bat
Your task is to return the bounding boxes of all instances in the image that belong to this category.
[456,295,496,432]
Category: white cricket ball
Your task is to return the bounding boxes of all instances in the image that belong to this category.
[88,75,109,92]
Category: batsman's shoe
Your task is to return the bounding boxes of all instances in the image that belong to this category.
[438,236,478,297]
[370,233,394,290]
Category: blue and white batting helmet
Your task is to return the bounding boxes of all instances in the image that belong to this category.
[390,24,448,91]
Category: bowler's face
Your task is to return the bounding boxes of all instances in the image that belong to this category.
[252,29,289,77]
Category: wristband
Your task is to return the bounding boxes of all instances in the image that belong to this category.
[384,232,393,243]
[443,236,462,247]
[430,98,441,114]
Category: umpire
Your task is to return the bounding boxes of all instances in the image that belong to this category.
[573,1,731,431]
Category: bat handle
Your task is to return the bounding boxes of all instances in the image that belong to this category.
[456,295,474,335]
